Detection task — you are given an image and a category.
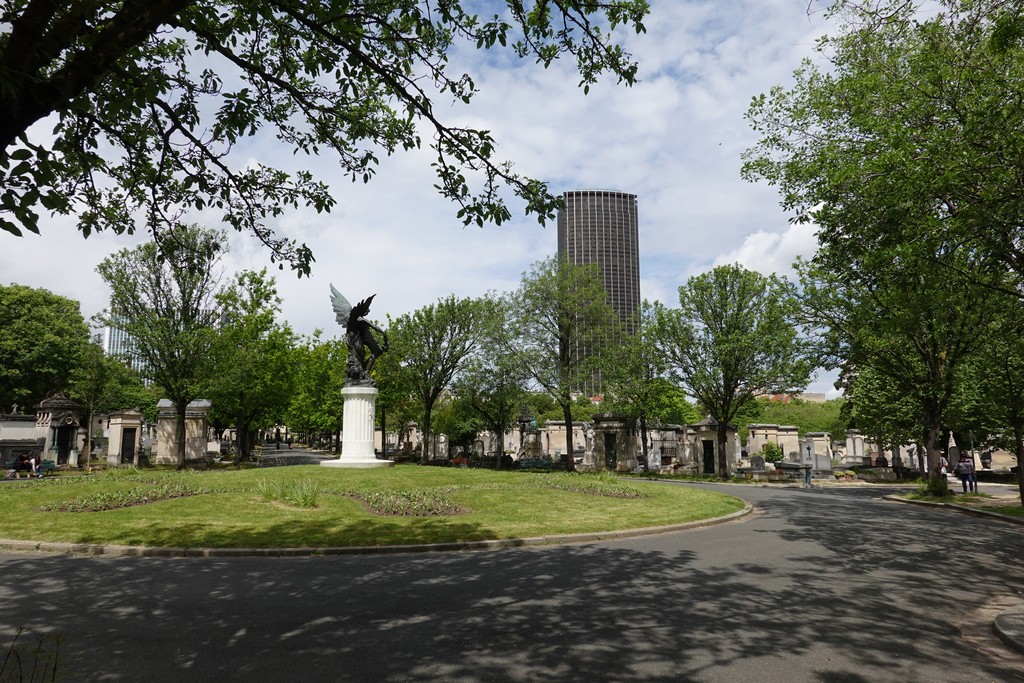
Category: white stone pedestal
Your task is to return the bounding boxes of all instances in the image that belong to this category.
[321,386,392,469]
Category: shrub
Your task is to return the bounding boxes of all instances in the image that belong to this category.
[761,442,785,463]
[919,477,952,498]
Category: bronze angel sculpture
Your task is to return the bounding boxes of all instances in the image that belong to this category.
[330,284,389,386]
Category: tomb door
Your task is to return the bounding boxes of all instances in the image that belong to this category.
[55,426,75,464]
[120,428,137,463]
[702,440,716,475]
[604,433,617,470]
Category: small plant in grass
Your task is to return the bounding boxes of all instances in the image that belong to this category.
[255,479,320,508]
[353,487,464,516]
[40,481,212,512]
[2,628,61,682]
[101,466,142,480]
[284,480,319,508]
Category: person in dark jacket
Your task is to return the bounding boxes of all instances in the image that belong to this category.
[953,454,976,493]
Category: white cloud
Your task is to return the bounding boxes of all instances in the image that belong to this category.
[712,221,819,279]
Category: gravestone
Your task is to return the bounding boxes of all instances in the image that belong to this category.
[750,454,766,471]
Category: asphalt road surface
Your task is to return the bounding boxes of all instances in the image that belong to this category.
[2,483,1023,682]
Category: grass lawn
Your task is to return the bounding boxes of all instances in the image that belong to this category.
[0,465,745,549]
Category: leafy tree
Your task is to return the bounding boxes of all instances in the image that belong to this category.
[432,395,485,456]
[208,269,297,462]
[70,336,147,468]
[96,224,224,468]
[795,246,1001,481]
[285,331,346,451]
[836,363,922,473]
[604,302,670,470]
[0,1,648,269]
[651,264,812,479]
[656,385,701,427]
[742,1,1024,481]
[372,334,418,457]
[0,284,90,409]
[743,0,1024,294]
[510,256,620,471]
[388,295,486,463]
[971,299,1024,505]
[451,294,529,466]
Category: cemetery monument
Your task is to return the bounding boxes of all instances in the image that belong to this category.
[322,284,393,468]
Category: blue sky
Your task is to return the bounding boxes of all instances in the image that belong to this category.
[2,1,840,394]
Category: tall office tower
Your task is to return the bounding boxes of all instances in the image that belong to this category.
[102,312,149,378]
[557,189,641,332]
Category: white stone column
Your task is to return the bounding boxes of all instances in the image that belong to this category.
[322,386,393,468]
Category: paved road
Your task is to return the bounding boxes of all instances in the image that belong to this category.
[2,483,1023,682]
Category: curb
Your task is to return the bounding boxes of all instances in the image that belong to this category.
[883,495,1024,526]
[0,503,753,559]
[994,604,1024,655]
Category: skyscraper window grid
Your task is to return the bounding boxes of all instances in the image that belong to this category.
[557,190,641,393]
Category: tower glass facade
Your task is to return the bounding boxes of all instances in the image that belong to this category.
[556,189,641,332]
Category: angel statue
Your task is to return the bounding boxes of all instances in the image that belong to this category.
[330,284,389,386]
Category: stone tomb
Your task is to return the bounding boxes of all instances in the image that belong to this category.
[156,399,211,465]
[107,409,143,466]
[592,415,638,473]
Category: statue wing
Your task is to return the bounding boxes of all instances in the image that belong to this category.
[350,294,376,322]
[329,284,353,327]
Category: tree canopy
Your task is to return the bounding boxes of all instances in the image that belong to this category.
[208,269,297,461]
[96,223,225,467]
[0,1,648,272]
[743,0,1024,294]
[388,294,486,463]
[0,283,91,409]
[509,256,620,470]
[651,264,812,478]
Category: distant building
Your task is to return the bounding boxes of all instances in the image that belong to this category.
[102,311,149,377]
[557,190,641,392]
[557,189,641,331]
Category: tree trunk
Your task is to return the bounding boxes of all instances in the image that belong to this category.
[717,422,729,480]
[1015,427,1024,507]
[233,412,245,465]
[175,400,188,469]
[421,403,433,464]
[924,406,948,494]
[561,402,576,472]
[85,412,94,472]
[639,415,650,473]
